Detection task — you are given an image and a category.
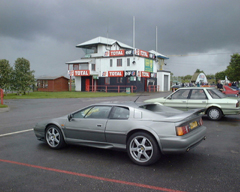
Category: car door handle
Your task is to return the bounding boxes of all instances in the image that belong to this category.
[182,101,187,103]
[202,101,206,103]
[97,124,102,127]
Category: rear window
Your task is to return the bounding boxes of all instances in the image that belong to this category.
[139,104,183,115]
[207,89,226,99]
[109,106,129,119]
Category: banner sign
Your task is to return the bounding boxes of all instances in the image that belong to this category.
[125,70,137,77]
[104,50,125,57]
[105,49,156,59]
[125,50,133,56]
[102,72,107,76]
[69,70,74,76]
[104,51,110,57]
[138,71,150,78]
[108,71,124,77]
[135,49,149,58]
[109,50,125,57]
[149,53,156,59]
[145,59,153,72]
[73,70,90,76]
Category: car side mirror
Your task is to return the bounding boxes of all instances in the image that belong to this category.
[68,114,73,121]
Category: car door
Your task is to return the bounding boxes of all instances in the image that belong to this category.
[163,89,190,111]
[187,89,208,110]
[64,105,112,142]
[105,106,131,145]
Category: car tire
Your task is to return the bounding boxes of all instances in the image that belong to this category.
[127,132,160,166]
[45,125,65,149]
[207,107,223,121]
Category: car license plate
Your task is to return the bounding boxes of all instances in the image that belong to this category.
[190,121,198,129]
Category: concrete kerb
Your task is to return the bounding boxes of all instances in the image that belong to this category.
[0,107,10,112]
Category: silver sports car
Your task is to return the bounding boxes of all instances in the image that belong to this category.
[33,102,206,166]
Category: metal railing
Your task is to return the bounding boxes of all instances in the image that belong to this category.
[87,85,137,93]
[148,85,160,92]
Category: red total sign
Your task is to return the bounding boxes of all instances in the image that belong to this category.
[108,71,124,77]
[135,49,149,58]
[74,70,90,76]
[140,71,150,78]
[109,50,125,57]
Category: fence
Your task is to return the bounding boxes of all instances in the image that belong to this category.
[87,85,137,93]
[148,85,160,92]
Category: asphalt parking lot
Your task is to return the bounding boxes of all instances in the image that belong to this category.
[0,93,240,192]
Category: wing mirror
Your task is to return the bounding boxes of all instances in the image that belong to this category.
[68,114,73,121]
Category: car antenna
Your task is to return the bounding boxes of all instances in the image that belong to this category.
[134,92,144,103]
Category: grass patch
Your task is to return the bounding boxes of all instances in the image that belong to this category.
[4,91,135,99]
[0,104,8,108]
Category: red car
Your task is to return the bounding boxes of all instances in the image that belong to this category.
[222,85,239,97]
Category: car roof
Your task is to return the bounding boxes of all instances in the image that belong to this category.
[94,101,146,108]
[178,87,215,90]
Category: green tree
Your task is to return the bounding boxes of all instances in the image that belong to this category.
[206,74,215,80]
[0,59,13,93]
[13,58,35,95]
[225,53,240,82]
[195,69,204,73]
[181,75,192,83]
[206,74,215,83]
[184,75,192,80]
[215,70,226,82]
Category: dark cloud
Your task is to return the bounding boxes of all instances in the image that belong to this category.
[0,0,240,76]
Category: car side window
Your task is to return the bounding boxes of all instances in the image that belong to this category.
[72,107,93,118]
[190,89,207,99]
[207,89,221,99]
[110,106,129,119]
[85,106,112,119]
[171,89,190,99]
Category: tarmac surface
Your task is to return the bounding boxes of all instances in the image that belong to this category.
[0,92,240,192]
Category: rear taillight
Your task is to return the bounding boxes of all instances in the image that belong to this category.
[199,118,203,126]
[237,101,239,107]
[176,118,203,136]
[176,125,190,136]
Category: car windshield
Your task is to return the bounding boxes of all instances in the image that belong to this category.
[228,86,237,91]
[207,88,227,99]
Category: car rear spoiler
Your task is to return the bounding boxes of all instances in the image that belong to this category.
[159,108,206,122]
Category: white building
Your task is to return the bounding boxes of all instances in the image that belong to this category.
[66,36,170,92]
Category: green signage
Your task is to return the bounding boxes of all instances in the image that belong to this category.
[145,59,153,72]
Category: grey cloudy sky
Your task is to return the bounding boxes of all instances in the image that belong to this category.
[1,0,240,77]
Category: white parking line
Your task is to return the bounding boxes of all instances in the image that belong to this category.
[0,129,33,137]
